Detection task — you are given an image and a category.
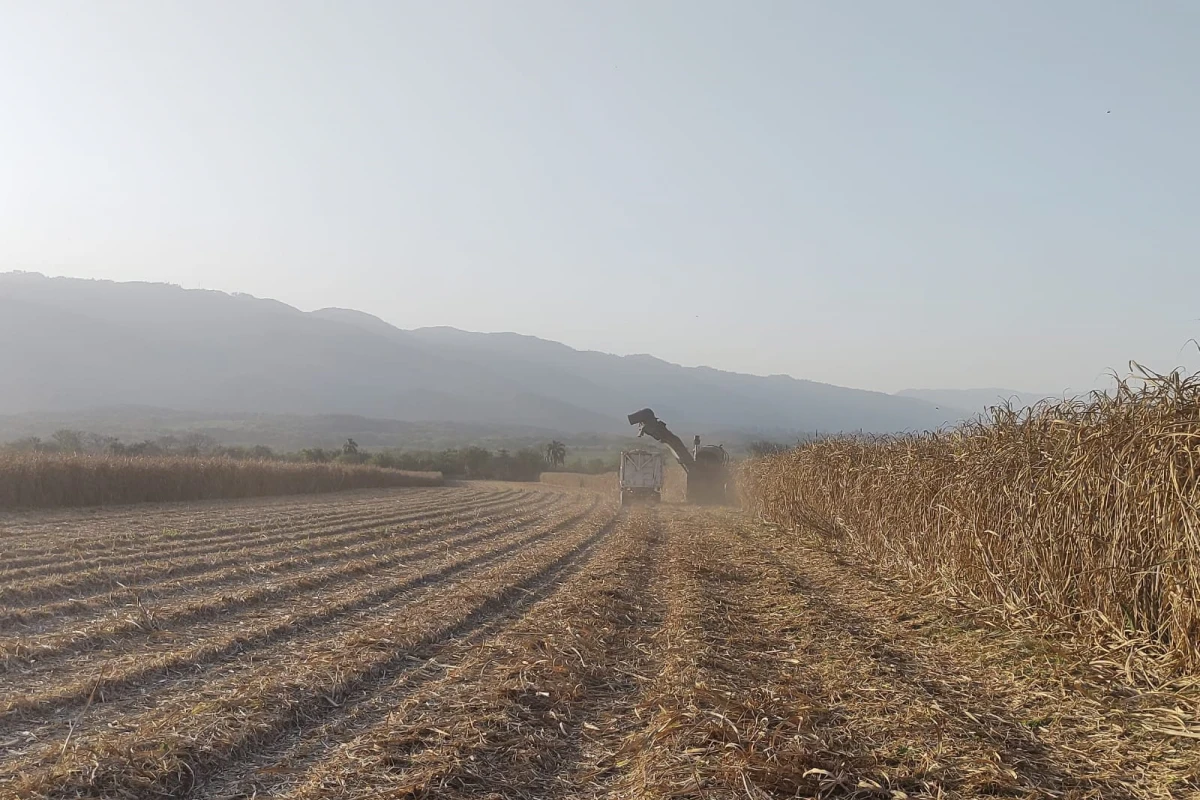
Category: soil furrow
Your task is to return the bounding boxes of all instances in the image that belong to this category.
[6,487,1190,800]
[0,493,571,691]
[0,490,539,631]
[0,492,525,607]
[0,488,503,579]
[267,506,666,800]
[725,513,1175,798]
[0,503,586,753]
[0,496,589,750]
[4,498,616,800]
[0,488,456,560]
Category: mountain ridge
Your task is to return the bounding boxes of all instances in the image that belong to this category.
[2,272,962,435]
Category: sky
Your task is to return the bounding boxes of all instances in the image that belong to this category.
[2,1,1197,394]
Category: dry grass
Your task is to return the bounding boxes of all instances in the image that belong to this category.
[275,507,656,800]
[1,488,608,799]
[633,508,1199,798]
[540,471,616,492]
[0,453,442,509]
[3,487,1195,797]
[542,463,687,502]
[740,365,1200,674]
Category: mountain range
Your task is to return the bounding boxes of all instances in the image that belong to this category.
[1,272,1019,440]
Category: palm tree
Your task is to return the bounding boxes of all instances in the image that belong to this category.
[545,440,567,469]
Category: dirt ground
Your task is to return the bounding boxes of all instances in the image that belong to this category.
[1,484,1196,799]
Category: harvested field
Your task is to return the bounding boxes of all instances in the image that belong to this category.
[1,485,1196,798]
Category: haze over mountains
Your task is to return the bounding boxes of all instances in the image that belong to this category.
[2,273,993,439]
[896,388,1059,414]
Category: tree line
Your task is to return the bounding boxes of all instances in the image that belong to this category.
[1,431,614,482]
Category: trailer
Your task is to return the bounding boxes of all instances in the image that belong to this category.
[627,408,731,504]
[619,449,663,506]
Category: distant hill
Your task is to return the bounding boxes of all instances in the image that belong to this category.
[896,388,1061,415]
[1,272,960,437]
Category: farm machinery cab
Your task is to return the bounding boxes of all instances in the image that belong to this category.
[627,408,731,505]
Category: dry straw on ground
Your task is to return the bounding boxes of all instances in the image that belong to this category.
[0,453,442,510]
[3,488,1195,796]
[542,463,687,502]
[741,364,1200,673]
[540,471,617,492]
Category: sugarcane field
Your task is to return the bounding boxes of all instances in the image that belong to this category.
[4,3,1200,797]
[3,466,1198,798]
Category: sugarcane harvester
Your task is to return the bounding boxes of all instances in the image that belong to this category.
[627,408,731,504]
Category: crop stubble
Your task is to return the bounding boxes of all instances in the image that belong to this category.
[2,487,1195,799]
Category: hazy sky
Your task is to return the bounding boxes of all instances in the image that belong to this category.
[3,2,1197,394]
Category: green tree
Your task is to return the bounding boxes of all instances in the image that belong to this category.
[371,451,400,469]
[51,429,84,453]
[86,433,120,453]
[544,440,567,469]
[9,436,43,453]
[343,438,359,456]
[494,449,513,480]
[181,432,217,456]
[513,447,548,481]
[462,446,493,478]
